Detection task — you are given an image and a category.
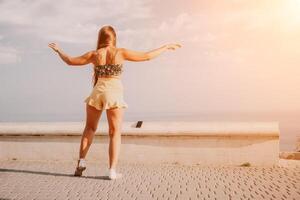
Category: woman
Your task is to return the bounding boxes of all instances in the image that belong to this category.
[48,25,181,180]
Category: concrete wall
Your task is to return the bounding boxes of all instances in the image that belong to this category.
[0,121,279,166]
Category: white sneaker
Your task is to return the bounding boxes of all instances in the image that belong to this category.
[74,159,86,177]
[107,168,122,180]
[78,158,86,168]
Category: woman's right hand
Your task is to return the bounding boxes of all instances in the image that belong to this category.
[48,42,60,53]
[166,43,182,50]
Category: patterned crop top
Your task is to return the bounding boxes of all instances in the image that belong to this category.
[94,63,123,76]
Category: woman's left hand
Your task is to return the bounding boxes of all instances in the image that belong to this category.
[48,42,60,53]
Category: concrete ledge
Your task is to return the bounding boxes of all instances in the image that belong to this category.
[0,121,279,136]
[0,121,280,166]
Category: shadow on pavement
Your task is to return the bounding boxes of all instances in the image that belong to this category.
[0,168,110,180]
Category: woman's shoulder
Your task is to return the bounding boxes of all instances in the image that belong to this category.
[116,47,126,53]
[89,50,99,56]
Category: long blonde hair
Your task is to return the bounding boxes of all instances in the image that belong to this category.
[92,25,117,87]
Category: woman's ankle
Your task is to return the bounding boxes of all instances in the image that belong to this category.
[78,158,86,168]
[109,165,116,170]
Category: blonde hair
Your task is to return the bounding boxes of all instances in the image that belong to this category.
[92,25,117,87]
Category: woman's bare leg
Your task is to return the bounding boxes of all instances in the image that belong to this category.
[78,104,102,164]
[106,107,124,169]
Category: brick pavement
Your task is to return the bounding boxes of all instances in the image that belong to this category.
[0,159,299,200]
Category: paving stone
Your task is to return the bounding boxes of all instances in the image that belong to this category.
[0,160,299,200]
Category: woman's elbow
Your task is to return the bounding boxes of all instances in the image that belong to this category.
[64,57,73,65]
[128,55,150,62]
[66,58,82,66]
[66,61,72,65]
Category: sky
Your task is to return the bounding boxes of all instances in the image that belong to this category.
[1,0,300,123]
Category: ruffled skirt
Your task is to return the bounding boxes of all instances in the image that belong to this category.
[84,77,128,110]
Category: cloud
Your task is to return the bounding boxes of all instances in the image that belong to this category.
[116,12,212,49]
[0,0,153,44]
[0,33,21,64]
[0,44,21,64]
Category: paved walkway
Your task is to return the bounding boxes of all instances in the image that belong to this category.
[0,159,299,200]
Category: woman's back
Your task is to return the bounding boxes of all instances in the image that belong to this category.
[94,47,123,66]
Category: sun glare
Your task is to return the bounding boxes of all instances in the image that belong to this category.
[280,0,300,28]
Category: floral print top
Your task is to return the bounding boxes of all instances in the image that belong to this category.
[94,64,123,76]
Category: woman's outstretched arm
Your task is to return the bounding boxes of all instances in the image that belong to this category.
[48,42,93,66]
[121,43,181,62]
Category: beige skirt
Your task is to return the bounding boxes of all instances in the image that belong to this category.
[84,77,128,110]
